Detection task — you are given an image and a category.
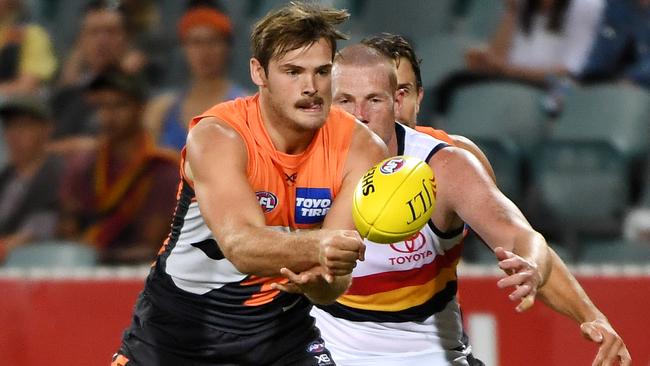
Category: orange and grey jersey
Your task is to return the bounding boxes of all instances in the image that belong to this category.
[144,94,356,336]
[312,123,472,361]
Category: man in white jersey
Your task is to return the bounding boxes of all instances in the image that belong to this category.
[275,44,631,366]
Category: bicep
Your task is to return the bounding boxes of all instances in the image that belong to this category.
[323,123,388,230]
[433,148,532,248]
[186,119,266,241]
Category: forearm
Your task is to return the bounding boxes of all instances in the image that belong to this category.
[511,230,553,286]
[537,248,606,323]
[223,227,321,277]
[304,274,351,305]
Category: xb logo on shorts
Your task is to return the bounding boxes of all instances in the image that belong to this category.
[390,232,426,253]
[256,191,278,213]
[380,157,405,174]
[295,188,332,224]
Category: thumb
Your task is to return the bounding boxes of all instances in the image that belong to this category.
[494,247,510,261]
[580,322,604,343]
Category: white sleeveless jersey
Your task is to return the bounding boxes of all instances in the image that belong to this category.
[312,123,474,365]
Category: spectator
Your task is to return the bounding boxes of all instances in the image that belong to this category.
[144,2,249,151]
[50,0,153,144]
[0,0,57,96]
[0,94,63,262]
[58,71,179,265]
[432,0,604,117]
[579,0,650,89]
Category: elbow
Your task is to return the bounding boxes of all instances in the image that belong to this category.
[216,235,253,274]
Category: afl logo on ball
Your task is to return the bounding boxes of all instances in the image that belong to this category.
[256,191,278,213]
[380,157,405,175]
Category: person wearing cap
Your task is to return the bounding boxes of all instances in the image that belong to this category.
[0,94,63,262]
[57,71,179,264]
[143,1,250,151]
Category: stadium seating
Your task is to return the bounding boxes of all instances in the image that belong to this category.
[579,238,650,264]
[462,0,504,40]
[4,241,98,268]
[530,85,650,254]
[435,82,546,202]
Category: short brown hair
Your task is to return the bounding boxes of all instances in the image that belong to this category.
[251,1,349,71]
[362,33,423,89]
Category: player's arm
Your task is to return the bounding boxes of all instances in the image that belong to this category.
[449,134,496,183]
[537,249,631,365]
[274,122,388,303]
[186,118,362,277]
[431,147,552,308]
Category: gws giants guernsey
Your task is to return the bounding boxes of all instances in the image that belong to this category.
[144,94,356,335]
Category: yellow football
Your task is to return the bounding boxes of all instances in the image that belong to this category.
[352,156,436,244]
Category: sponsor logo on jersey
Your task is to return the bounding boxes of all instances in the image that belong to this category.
[388,232,434,265]
[307,341,325,353]
[379,157,405,174]
[256,191,278,213]
[295,188,332,224]
[314,354,333,365]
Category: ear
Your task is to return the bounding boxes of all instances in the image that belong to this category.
[415,87,424,114]
[394,88,405,115]
[250,58,267,87]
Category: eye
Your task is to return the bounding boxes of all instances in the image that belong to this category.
[336,98,349,104]
[317,68,330,76]
[286,70,298,76]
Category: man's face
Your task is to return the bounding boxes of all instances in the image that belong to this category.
[90,89,141,142]
[253,38,333,132]
[395,57,423,128]
[183,25,230,79]
[332,62,399,144]
[80,9,127,72]
[3,115,51,166]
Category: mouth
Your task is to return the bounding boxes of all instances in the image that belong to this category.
[296,98,324,112]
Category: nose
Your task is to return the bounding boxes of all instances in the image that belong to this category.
[353,102,368,123]
[302,74,317,97]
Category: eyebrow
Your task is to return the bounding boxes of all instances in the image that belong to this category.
[398,82,414,89]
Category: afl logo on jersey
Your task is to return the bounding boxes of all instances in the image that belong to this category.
[379,157,405,175]
[389,232,426,253]
[256,191,278,213]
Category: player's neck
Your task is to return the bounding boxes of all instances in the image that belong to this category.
[387,132,398,156]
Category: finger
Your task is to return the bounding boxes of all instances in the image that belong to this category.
[516,294,535,312]
[602,338,624,366]
[497,271,533,289]
[497,257,526,272]
[358,241,366,262]
[323,248,361,264]
[591,333,615,366]
[279,267,300,282]
[508,283,533,302]
[619,348,632,366]
[270,282,300,293]
[580,323,604,343]
[494,247,514,261]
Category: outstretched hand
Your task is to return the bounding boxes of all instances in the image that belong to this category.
[580,319,631,366]
[271,266,332,295]
[494,247,542,312]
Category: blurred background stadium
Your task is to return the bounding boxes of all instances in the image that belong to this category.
[0,0,648,365]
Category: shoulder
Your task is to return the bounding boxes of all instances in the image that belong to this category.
[350,121,388,163]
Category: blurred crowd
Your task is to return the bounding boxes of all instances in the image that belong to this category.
[0,0,648,266]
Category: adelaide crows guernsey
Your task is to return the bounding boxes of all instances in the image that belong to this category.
[143,94,356,336]
[312,123,473,364]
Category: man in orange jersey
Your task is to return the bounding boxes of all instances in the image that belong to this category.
[112,3,386,366]
[277,44,630,366]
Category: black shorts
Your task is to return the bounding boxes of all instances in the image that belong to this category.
[113,294,335,366]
